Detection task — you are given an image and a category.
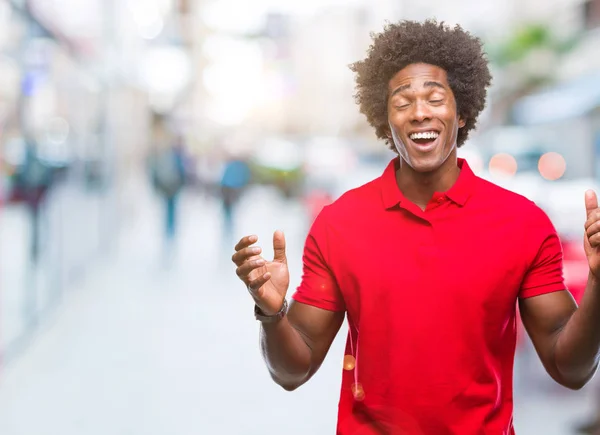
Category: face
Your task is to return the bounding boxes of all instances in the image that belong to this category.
[387,63,465,173]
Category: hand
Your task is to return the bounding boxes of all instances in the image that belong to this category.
[584,190,600,278]
[232,231,290,316]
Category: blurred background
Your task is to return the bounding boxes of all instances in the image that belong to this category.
[0,0,599,434]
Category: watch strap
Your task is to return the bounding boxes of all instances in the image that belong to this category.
[255,299,288,323]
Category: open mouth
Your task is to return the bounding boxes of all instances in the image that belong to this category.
[408,130,440,149]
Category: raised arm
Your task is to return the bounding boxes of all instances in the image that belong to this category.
[232,231,344,390]
[520,190,600,390]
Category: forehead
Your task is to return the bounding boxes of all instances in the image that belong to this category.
[388,63,449,91]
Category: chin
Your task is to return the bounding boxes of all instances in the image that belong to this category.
[405,156,445,173]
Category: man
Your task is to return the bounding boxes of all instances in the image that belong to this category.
[231,20,600,434]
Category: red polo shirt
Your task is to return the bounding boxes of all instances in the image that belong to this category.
[292,157,566,434]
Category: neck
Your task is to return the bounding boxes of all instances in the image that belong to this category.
[395,154,460,209]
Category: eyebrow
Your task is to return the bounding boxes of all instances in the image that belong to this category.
[390,81,446,97]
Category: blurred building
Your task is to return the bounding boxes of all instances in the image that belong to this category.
[507,0,600,181]
[0,0,192,362]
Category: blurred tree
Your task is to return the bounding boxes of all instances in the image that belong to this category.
[490,24,579,67]
[486,22,583,125]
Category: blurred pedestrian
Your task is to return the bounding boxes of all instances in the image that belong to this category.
[231,20,600,434]
[149,130,187,252]
[219,156,251,237]
[12,142,53,263]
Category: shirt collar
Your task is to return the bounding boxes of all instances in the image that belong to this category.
[379,157,476,209]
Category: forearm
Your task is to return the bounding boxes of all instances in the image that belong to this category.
[555,273,600,387]
[260,316,312,390]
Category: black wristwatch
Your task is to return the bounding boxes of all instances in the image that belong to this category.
[255,299,288,323]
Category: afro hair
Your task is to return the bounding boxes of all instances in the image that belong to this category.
[350,19,492,150]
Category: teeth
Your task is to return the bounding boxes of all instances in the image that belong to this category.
[410,131,439,140]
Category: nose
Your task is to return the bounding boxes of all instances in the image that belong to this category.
[410,100,432,123]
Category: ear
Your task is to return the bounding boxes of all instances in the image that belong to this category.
[458,117,466,128]
[384,126,392,140]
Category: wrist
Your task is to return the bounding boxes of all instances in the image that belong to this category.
[255,299,288,323]
[589,270,600,286]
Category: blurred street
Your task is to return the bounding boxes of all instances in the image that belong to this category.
[0,184,596,435]
[1,0,600,433]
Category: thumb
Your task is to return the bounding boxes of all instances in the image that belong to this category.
[273,230,286,262]
[586,190,598,217]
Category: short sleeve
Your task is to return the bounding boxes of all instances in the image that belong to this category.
[519,205,567,299]
[291,207,346,312]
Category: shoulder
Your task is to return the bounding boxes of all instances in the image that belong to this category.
[476,177,530,204]
[307,178,381,243]
[475,177,555,235]
[322,178,381,218]
[476,177,547,214]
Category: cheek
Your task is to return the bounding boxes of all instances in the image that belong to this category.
[388,112,401,126]
[443,114,462,133]
[388,115,406,134]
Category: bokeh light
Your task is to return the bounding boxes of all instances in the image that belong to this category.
[45,116,70,145]
[538,152,567,181]
[343,355,356,371]
[351,383,365,401]
[489,153,518,177]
